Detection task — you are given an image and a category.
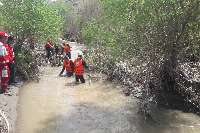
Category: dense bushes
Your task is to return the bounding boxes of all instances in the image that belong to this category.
[14,42,40,80]
[0,0,63,42]
[82,0,200,115]
[0,0,66,80]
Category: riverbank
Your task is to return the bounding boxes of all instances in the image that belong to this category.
[85,45,200,116]
[0,82,23,133]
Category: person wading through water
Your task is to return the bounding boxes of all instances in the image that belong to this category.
[59,56,74,77]
[45,39,54,61]
[62,42,71,59]
[74,54,88,84]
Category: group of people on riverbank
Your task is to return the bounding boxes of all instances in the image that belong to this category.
[45,39,88,84]
[0,31,17,95]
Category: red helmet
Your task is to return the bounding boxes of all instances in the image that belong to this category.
[0,32,8,37]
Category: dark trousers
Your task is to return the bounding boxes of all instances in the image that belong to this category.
[9,63,16,84]
[75,75,85,83]
[46,48,54,59]
[59,66,73,77]
[68,52,71,59]
[46,49,51,59]
[67,72,73,77]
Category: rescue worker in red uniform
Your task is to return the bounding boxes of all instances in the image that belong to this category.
[45,39,54,60]
[62,42,71,59]
[59,56,74,77]
[74,54,87,83]
[0,32,11,94]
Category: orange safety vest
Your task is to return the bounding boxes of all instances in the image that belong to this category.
[64,60,73,72]
[74,59,84,75]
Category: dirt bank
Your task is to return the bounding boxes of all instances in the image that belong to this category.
[0,82,23,133]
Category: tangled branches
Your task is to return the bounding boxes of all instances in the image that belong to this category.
[86,45,200,119]
[14,43,41,81]
[0,109,9,133]
[85,46,155,115]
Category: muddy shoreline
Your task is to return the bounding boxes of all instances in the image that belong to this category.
[0,82,23,133]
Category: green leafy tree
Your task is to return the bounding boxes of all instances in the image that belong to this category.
[82,0,200,113]
[0,0,66,80]
[1,0,63,42]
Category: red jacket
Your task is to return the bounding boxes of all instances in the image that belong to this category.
[64,60,74,72]
[7,44,14,63]
[74,59,84,75]
[63,45,71,54]
[45,42,53,49]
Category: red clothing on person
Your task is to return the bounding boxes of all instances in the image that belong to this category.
[0,32,11,93]
[0,64,10,93]
[0,42,11,93]
[63,45,71,54]
[74,59,84,76]
[64,60,74,73]
[45,42,53,49]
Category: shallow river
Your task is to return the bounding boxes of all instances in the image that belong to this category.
[15,67,200,133]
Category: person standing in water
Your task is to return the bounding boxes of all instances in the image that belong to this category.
[45,39,54,60]
[62,42,71,59]
[59,56,74,77]
[74,54,88,84]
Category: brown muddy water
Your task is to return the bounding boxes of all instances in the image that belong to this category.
[15,67,200,133]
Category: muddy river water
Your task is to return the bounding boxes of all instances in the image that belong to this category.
[15,43,200,133]
[15,67,200,133]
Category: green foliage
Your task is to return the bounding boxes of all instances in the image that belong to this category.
[82,0,200,61]
[0,0,64,42]
[49,0,72,34]
[0,0,68,80]
[82,0,200,113]
[14,43,39,80]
